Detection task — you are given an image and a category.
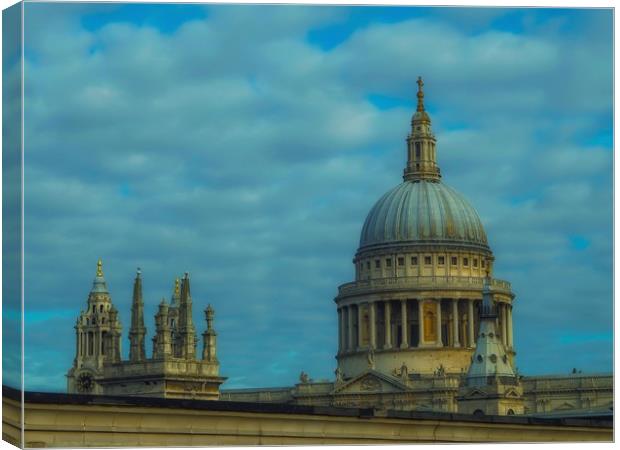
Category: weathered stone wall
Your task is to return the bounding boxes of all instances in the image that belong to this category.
[2,389,611,447]
[522,374,613,414]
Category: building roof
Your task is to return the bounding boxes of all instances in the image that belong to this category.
[4,386,611,428]
[359,180,489,252]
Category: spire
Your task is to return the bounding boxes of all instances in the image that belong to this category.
[178,272,196,360]
[171,277,181,306]
[403,76,441,183]
[129,267,146,362]
[90,258,109,294]
[416,76,425,112]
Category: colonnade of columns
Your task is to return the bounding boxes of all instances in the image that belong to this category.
[77,329,109,358]
[337,298,513,354]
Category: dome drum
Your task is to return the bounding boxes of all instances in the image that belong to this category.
[336,276,514,300]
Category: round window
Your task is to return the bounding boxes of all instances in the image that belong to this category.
[477,355,483,363]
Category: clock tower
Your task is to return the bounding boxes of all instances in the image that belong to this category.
[66,259,122,394]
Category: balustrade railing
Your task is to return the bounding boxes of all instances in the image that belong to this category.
[338,276,512,296]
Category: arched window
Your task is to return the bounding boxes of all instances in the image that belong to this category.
[88,332,94,356]
[100,304,103,313]
[473,409,484,417]
[415,142,421,159]
[424,310,436,342]
[507,409,515,415]
[101,332,107,355]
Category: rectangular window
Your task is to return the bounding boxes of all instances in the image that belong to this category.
[415,142,421,158]
[386,258,392,267]
[463,257,469,267]
[481,260,485,268]
[438,256,445,265]
[473,258,478,267]
[411,256,418,265]
[366,261,370,270]
[398,257,405,266]
[424,256,432,265]
[451,256,457,265]
[375,259,381,269]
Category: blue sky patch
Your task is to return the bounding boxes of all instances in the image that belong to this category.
[81,3,207,34]
[569,235,590,251]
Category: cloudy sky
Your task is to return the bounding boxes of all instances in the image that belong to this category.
[6,4,613,391]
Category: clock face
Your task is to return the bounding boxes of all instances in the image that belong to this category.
[76,372,94,393]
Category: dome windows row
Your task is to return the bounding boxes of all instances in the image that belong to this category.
[356,251,492,280]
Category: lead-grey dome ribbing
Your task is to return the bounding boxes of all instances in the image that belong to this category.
[359,180,488,251]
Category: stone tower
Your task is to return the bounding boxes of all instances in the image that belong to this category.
[67,262,226,399]
[67,259,122,394]
[457,278,524,416]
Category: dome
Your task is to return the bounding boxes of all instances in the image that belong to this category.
[359,180,489,252]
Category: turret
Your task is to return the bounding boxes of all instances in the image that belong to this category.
[153,298,172,359]
[403,77,441,182]
[128,268,147,362]
[202,304,218,362]
[107,305,122,363]
[457,278,523,416]
[67,259,122,394]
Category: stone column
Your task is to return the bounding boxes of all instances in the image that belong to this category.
[369,302,376,349]
[400,300,409,348]
[384,301,392,349]
[467,299,475,347]
[452,299,460,347]
[338,308,344,353]
[436,299,442,347]
[357,304,364,350]
[347,305,354,351]
[507,305,514,349]
[500,304,508,346]
[418,300,424,347]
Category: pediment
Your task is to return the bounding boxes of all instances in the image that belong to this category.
[554,401,576,411]
[334,370,408,394]
[504,388,522,398]
[461,388,488,399]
